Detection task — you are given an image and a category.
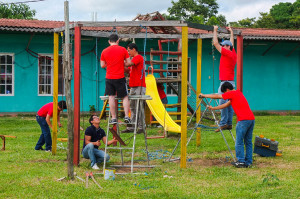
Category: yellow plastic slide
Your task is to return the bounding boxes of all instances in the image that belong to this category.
[145,74,181,133]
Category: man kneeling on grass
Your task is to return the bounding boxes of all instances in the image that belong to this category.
[199,82,255,168]
[82,115,118,170]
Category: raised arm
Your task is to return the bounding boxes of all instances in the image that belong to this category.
[213,25,222,53]
[228,27,234,46]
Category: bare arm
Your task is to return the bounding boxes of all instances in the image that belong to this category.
[124,57,131,67]
[199,93,223,99]
[100,60,107,68]
[228,27,234,46]
[213,26,222,53]
[102,136,117,146]
[46,114,52,129]
[85,135,101,146]
[209,101,231,110]
[57,112,62,127]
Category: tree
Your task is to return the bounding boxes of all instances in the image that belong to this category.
[255,12,276,29]
[233,0,300,29]
[0,3,36,19]
[166,0,222,24]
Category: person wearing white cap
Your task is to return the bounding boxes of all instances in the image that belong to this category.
[213,25,237,132]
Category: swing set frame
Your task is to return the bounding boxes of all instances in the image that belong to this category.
[52,20,244,169]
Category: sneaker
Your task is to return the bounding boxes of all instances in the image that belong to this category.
[35,147,44,151]
[215,125,228,132]
[124,117,131,123]
[231,161,246,168]
[45,149,52,152]
[110,118,117,124]
[227,125,233,130]
[92,164,100,170]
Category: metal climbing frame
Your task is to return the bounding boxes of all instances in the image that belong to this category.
[166,97,236,162]
[100,95,154,173]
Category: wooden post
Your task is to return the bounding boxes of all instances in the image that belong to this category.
[64,0,75,180]
[180,26,188,169]
[74,25,81,166]
[237,35,243,92]
[52,32,59,155]
[196,39,202,147]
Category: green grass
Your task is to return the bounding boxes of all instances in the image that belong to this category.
[0,115,299,199]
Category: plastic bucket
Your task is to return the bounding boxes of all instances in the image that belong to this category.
[104,168,115,180]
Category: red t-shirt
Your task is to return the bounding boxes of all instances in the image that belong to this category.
[37,102,60,117]
[157,85,167,99]
[219,47,237,81]
[129,54,146,88]
[222,90,255,122]
[100,45,129,79]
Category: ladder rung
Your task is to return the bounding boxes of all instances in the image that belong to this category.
[151,50,182,55]
[151,120,181,124]
[151,60,182,65]
[106,147,134,150]
[168,112,181,115]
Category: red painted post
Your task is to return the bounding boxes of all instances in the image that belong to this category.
[237,35,243,92]
[74,25,81,165]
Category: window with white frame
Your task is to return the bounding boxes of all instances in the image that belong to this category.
[0,54,14,96]
[38,55,64,96]
[166,57,191,95]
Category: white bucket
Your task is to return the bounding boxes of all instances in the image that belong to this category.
[104,168,115,180]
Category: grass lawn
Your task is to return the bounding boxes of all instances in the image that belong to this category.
[0,114,299,199]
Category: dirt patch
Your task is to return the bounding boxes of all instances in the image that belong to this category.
[188,158,232,167]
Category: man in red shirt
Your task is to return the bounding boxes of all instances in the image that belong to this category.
[100,34,131,124]
[122,43,146,133]
[213,25,237,132]
[35,100,67,151]
[199,82,255,168]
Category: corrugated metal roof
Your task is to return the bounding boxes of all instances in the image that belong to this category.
[0,18,299,41]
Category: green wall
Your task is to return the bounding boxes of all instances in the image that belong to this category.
[0,31,299,112]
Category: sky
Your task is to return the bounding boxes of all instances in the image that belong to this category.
[2,0,297,22]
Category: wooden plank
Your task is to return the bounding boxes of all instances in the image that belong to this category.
[0,135,16,138]
[73,25,81,166]
[187,22,242,35]
[151,50,182,55]
[109,128,126,146]
[75,20,188,27]
[151,60,182,65]
[237,35,244,92]
[181,26,188,169]
[196,39,202,146]
[52,32,59,155]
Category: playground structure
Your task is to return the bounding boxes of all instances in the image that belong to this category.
[51,11,244,169]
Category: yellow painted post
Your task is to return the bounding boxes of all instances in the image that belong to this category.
[196,39,202,146]
[52,33,59,155]
[180,26,188,168]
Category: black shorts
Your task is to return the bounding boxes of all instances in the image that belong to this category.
[105,77,128,98]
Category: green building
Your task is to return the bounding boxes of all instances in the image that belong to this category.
[0,18,299,113]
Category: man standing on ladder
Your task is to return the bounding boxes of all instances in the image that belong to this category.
[122,43,146,133]
[213,25,237,132]
[101,34,131,124]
